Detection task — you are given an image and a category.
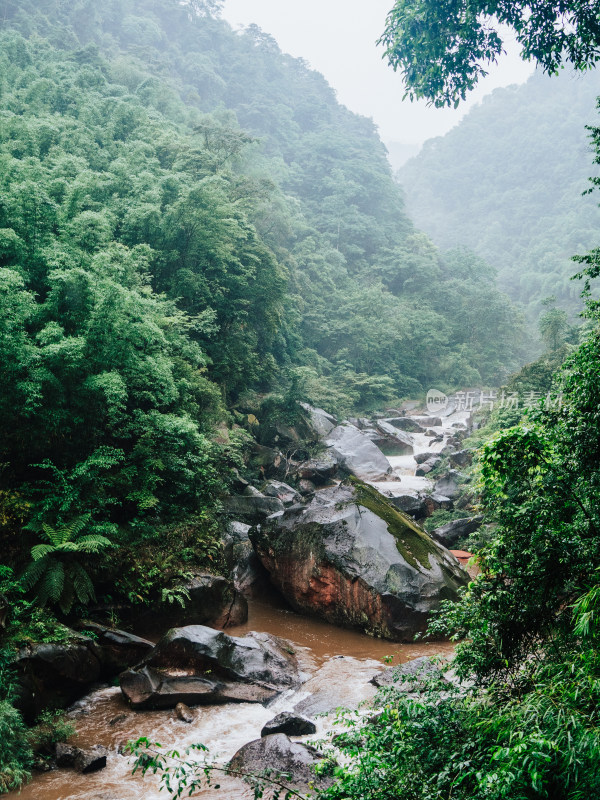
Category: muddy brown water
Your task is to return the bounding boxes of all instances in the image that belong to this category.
[10,600,454,800]
[12,411,466,799]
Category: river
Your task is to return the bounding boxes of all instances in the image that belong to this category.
[10,410,468,800]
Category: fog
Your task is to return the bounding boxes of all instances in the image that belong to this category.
[222,0,534,166]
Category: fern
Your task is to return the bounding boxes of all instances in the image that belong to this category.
[44,560,65,605]
[22,515,111,615]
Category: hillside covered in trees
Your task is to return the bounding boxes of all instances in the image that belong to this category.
[0,0,527,579]
[6,0,600,796]
[400,67,600,320]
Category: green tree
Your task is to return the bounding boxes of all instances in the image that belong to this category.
[380,0,600,107]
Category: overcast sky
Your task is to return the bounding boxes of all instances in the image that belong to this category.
[221,0,534,151]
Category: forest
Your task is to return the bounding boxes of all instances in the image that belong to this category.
[400,66,600,322]
[1,0,600,798]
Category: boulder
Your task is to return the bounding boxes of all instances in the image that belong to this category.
[14,635,102,722]
[415,456,441,476]
[120,625,300,709]
[55,743,108,774]
[251,482,468,641]
[385,417,425,433]
[294,451,338,485]
[386,491,424,517]
[299,403,338,438]
[76,623,153,676]
[369,421,414,456]
[450,449,473,468]
[325,424,393,482]
[414,451,437,464]
[261,712,317,737]
[411,416,443,427]
[224,489,285,524]
[434,471,463,501]
[431,516,484,547]
[229,734,331,792]
[420,493,453,517]
[370,656,445,691]
[224,522,269,597]
[262,481,302,506]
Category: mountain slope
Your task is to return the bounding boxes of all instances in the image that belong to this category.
[400,68,600,320]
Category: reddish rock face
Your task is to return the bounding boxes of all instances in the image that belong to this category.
[251,482,468,642]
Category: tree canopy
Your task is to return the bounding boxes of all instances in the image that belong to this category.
[380,0,600,107]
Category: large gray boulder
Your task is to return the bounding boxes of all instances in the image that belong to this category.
[368,421,414,456]
[434,471,464,501]
[262,481,301,506]
[385,417,425,433]
[120,626,300,709]
[224,487,285,523]
[299,403,338,438]
[224,521,269,596]
[325,424,393,481]
[431,516,483,547]
[295,451,338,485]
[261,712,316,737]
[229,734,331,792]
[77,623,153,675]
[251,482,468,641]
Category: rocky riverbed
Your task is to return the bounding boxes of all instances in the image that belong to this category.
[8,403,478,799]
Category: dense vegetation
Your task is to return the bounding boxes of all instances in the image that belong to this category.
[0,0,526,612]
[400,66,600,321]
[0,0,595,794]
[315,4,600,798]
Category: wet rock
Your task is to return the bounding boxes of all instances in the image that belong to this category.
[108,713,128,726]
[415,456,441,476]
[224,523,269,597]
[175,702,195,723]
[294,656,379,717]
[420,493,453,517]
[385,417,425,433]
[450,449,473,468]
[325,424,393,482]
[297,478,316,495]
[229,734,331,791]
[77,623,153,676]
[295,451,338,485]
[299,403,338,438]
[251,482,468,641]
[261,712,316,737]
[56,743,108,773]
[120,625,300,709]
[431,516,484,547]
[434,471,463,501]
[224,489,285,524]
[414,451,437,464]
[14,635,102,722]
[369,421,414,456]
[378,485,422,517]
[262,480,301,506]
[412,416,443,427]
[370,656,446,691]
